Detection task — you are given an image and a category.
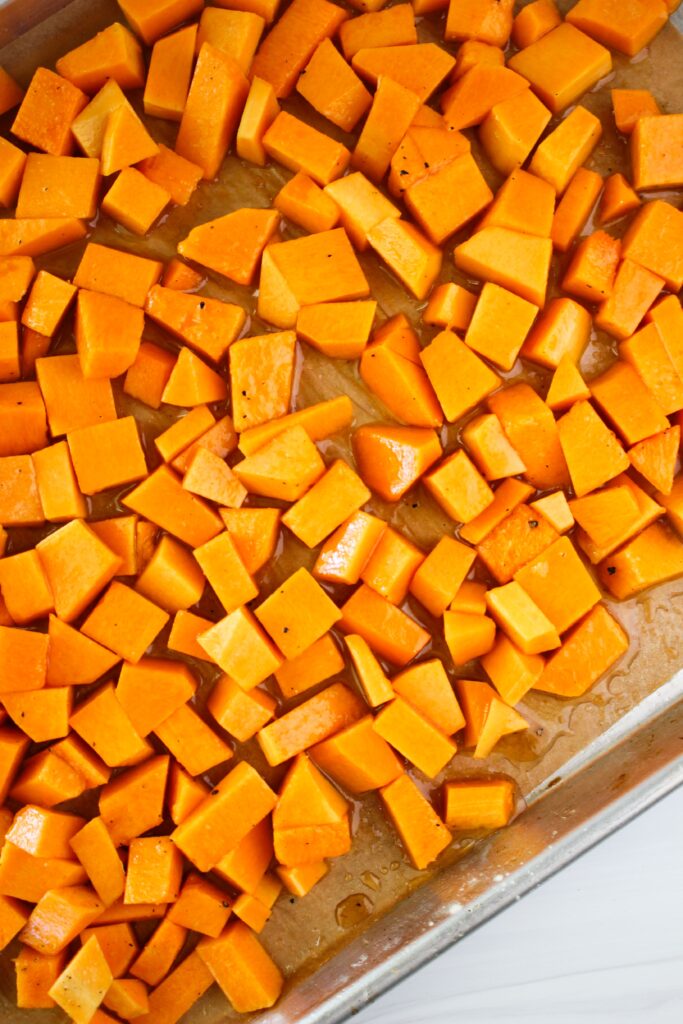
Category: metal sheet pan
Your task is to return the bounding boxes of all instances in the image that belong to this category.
[0,2,681,1021]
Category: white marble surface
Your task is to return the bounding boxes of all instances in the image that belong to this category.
[355,784,683,1024]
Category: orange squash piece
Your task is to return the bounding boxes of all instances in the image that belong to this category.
[353,424,442,501]
[263,110,350,186]
[352,43,454,102]
[479,168,555,239]
[529,105,602,195]
[130,918,187,987]
[179,209,279,288]
[123,339,176,411]
[441,65,529,131]
[176,45,248,180]
[48,935,112,1024]
[230,330,295,430]
[545,356,591,412]
[444,778,516,830]
[590,360,670,446]
[594,259,664,341]
[488,383,569,491]
[479,88,551,177]
[250,0,347,98]
[344,633,394,707]
[20,886,104,956]
[409,536,477,618]
[73,246,161,312]
[282,459,369,548]
[612,88,661,135]
[380,774,451,870]
[144,24,197,121]
[551,167,603,253]
[392,659,465,736]
[360,317,442,427]
[566,0,668,57]
[404,152,493,246]
[600,521,683,599]
[0,67,23,116]
[557,400,630,497]
[454,226,553,307]
[631,114,683,190]
[514,535,601,635]
[339,4,416,59]
[534,604,628,696]
[628,426,679,495]
[297,39,371,132]
[237,395,352,455]
[423,283,477,331]
[621,322,683,417]
[15,947,68,1009]
[172,760,277,872]
[274,173,340,235]
[311,715,403,793]
[621,200,683,293]
[255,567,340,658]
[475,501,559,583]
[340,583,430,666]
[424,450,494,524]
[198,606,283,689]
[117,0,204,45]
[70,818,125,909]
[374,696,456,778]
[512,0,561,47]
[598,172,641,225]
[507,22,611,114]
[324,171,400,251]
[56,22,144,93]
[259,227,369,327]
[12,68,87,156]
[297,300,376,359]
[236,77,280,165]
[420,330,500,423]
[197,922,284,1013]
[124,836,183,906]
[167,873,232,939]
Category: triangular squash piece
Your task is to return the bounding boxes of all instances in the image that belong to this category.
[101,102,158,175]
[274,753,348,829]
[388,126,469,196]
[161,347,228,406]
[546,355,591,412]
[392,658,465,736]
[46,614,121,686]
[232,426,325,502]
[257,246,300,328]
[352,43,455,102]
[219,507,281,574]
[55,22,144,94]
[598,172,640,225]
[71,80,129,157]
[454,226,552,306]
[353,424,442,502]
[454,678,497,748]
[344,634,393,707]
[628,425,680,495]
[441,64,529,131]
[178,208,280,286]
[474,696,528,758]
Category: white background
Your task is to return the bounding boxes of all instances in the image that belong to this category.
[355,784,683,1024]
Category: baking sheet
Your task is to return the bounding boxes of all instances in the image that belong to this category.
[0,1,682,1020]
